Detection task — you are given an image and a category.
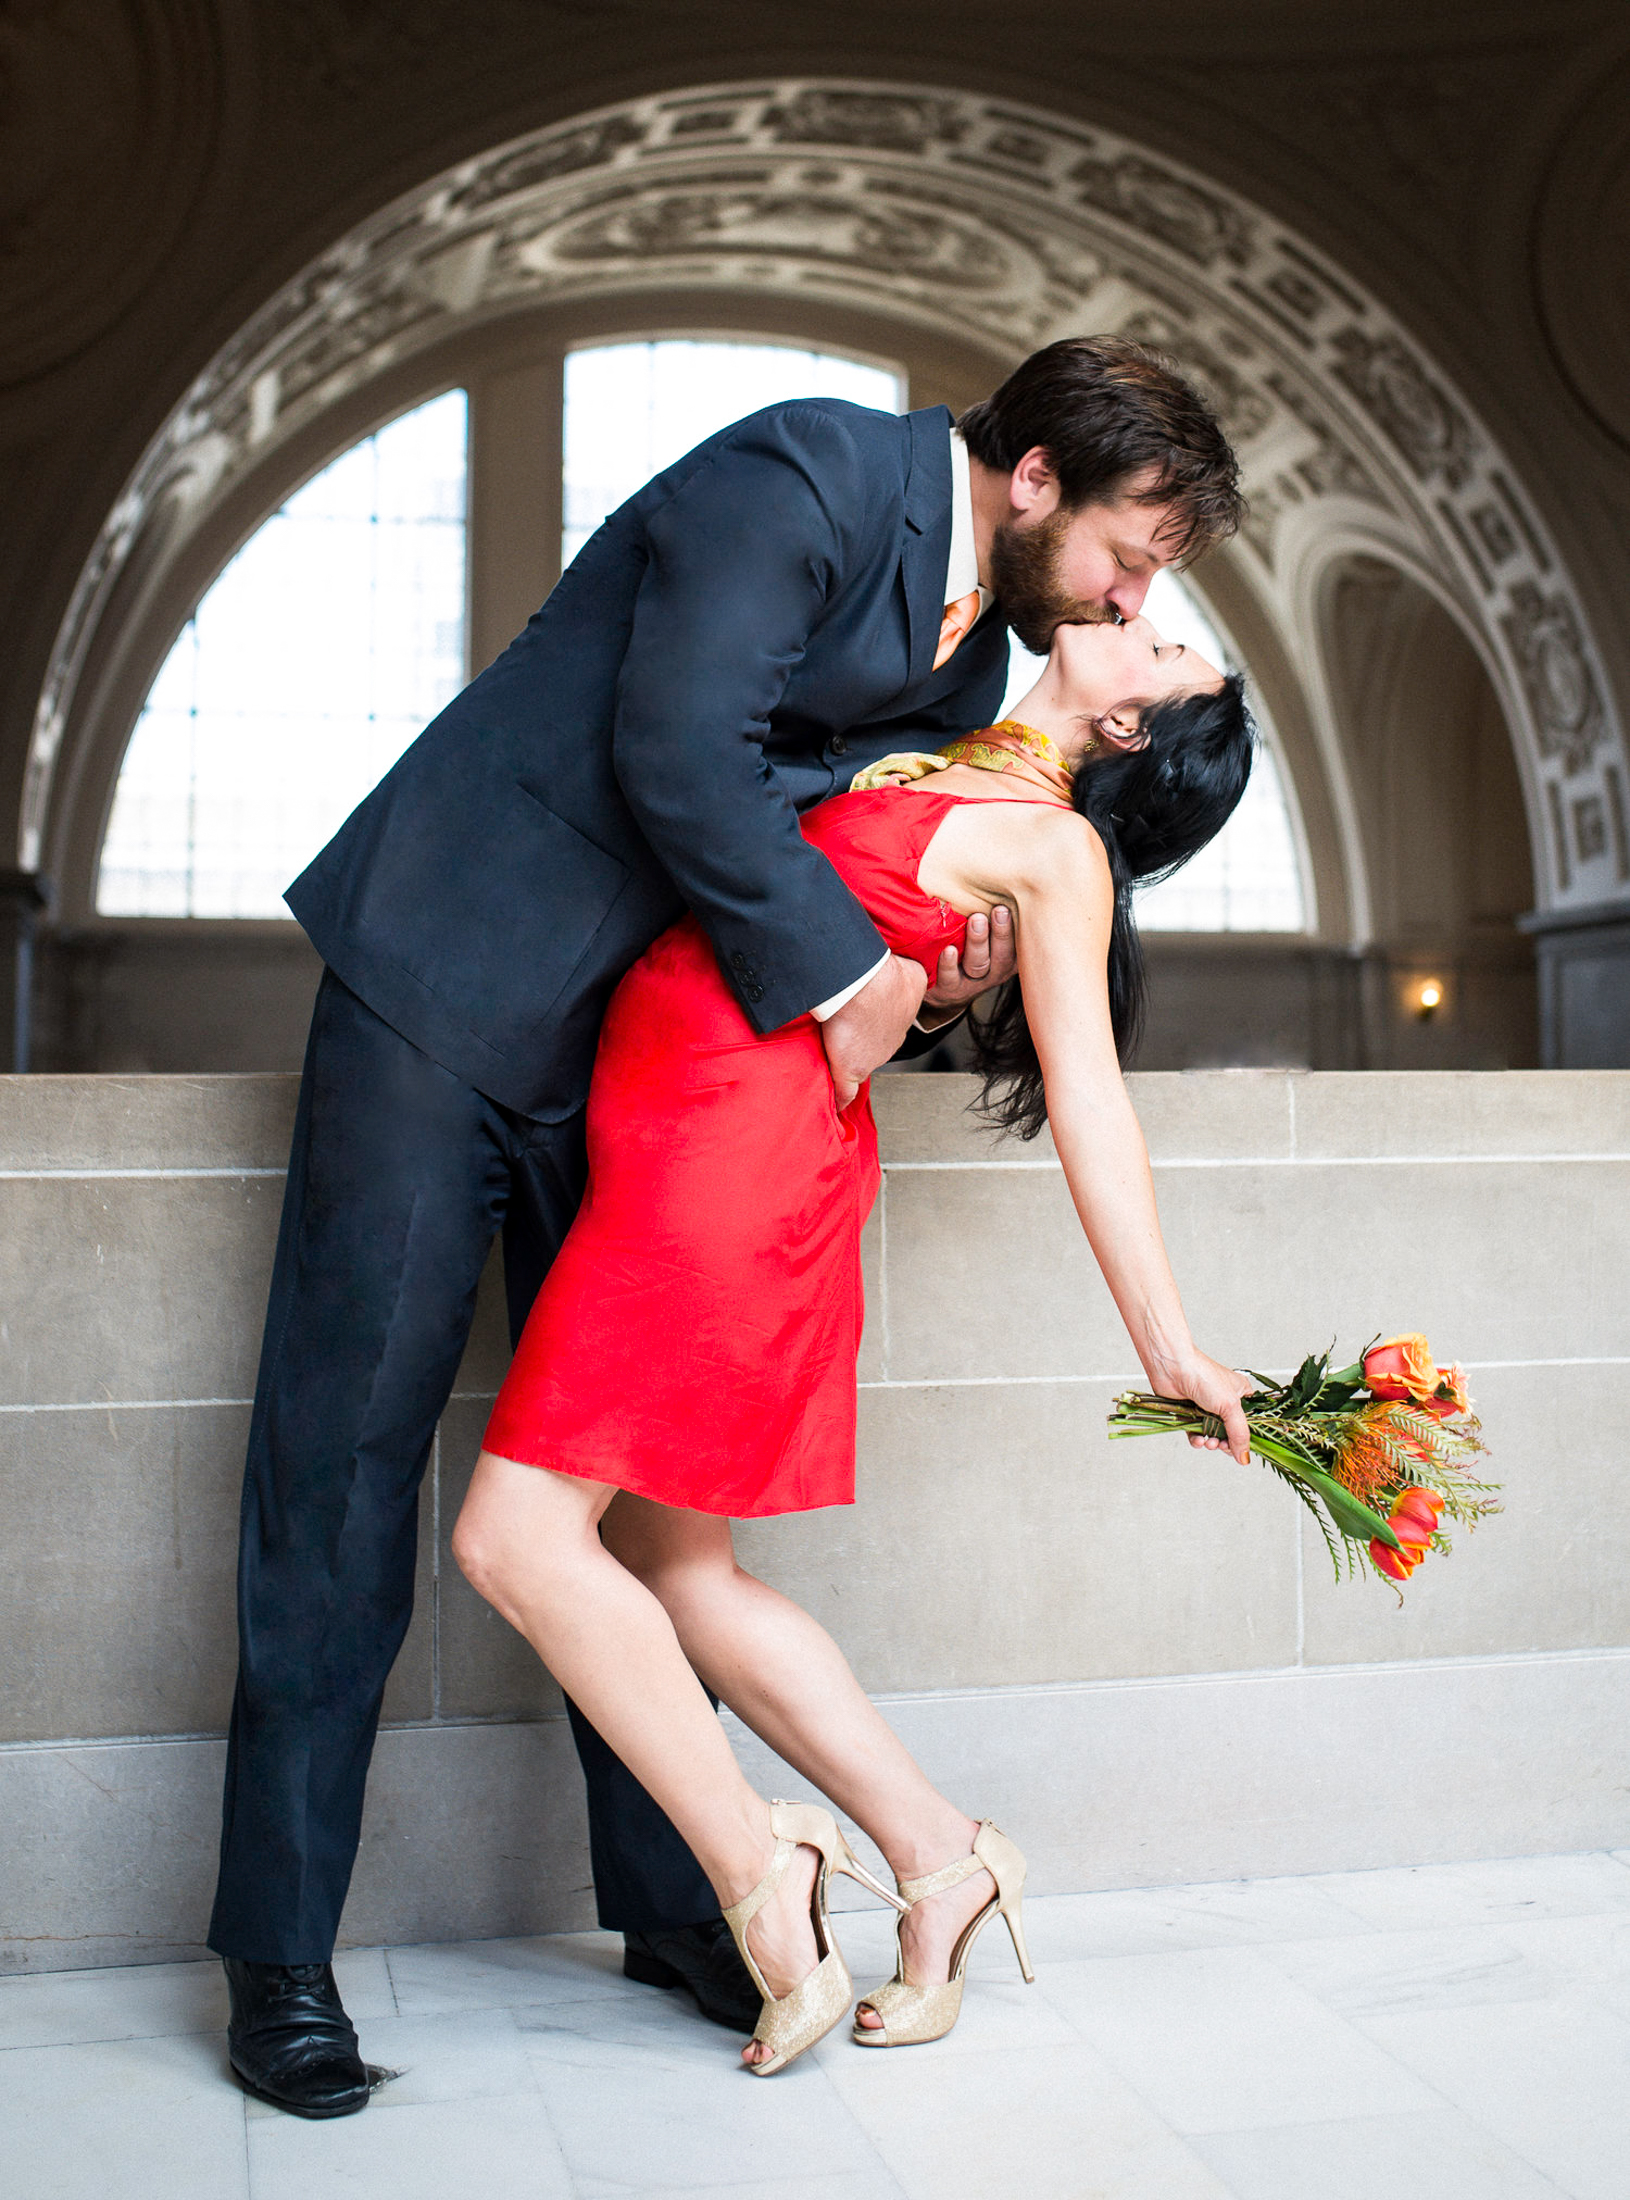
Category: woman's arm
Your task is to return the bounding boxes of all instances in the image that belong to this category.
[922,802,1252,1460]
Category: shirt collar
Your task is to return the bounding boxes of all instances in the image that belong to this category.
[946,429,992,617]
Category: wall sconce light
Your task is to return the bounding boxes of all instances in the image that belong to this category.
[1413,978,1444,1022]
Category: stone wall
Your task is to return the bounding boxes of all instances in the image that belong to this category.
[2,1069,1627,1971]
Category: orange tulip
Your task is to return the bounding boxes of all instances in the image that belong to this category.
[1421,1363,1471,1420]
[1363,1334,1438,1404]
[1368,1485,1444,1581]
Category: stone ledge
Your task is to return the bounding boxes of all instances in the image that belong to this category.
[7,1648,1626,1974]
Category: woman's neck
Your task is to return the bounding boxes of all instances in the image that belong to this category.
[1005,674,1092,769]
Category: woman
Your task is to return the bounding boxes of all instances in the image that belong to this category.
[453,613,1256,2074]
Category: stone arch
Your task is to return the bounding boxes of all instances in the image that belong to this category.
[24,74,1625,925]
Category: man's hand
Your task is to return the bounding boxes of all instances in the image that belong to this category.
[918,906,1017,1030]
[822,954,928,1107]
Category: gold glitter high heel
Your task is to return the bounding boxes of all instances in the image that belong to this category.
[724,1799,908,2078]
[852,1820,1033,2047]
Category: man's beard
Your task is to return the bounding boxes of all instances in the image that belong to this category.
[988,507,1117,655]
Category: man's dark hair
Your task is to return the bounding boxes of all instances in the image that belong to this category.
[957,336,1244,564]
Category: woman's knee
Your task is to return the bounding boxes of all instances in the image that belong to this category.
[451,1451,595,1606]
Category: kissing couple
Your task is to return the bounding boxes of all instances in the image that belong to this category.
[212,336,1257,2108]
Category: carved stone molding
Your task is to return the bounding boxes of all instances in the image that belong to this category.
[22,74,1625,911]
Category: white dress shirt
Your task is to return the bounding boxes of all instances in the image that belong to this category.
[809,427,983,1022]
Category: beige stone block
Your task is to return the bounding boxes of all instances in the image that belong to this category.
[871,1073,1029,1165]
[0,1175,282,1407]
[857,1193,884,1384]
[734,1379,1299,1691]
[434,1396,564,1721]
[1291,1070,1630,1161]
[341,1720,596,1947]
[883,1155,1630,1383]
[1149,1157,1630,1369]
[0,1405,244,1742]
[0,1073,299,1173]
[1300,1361,1630,1665]
[0,1721,596,1972]
[880,1165,1134,1383]
[0,1400,431,1742]
[1124,1070,1297,1162]
[727,1649,1630,1897]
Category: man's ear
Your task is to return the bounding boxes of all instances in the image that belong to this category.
[1008,446,1060,518]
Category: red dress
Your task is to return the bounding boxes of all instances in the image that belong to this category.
[482,788,979,1517]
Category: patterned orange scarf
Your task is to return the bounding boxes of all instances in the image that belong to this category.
[849,720,1075,807]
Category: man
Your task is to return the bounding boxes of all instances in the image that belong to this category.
[212,335,1242,2115]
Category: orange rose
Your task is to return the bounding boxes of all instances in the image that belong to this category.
[1421,1363,1471,1420]
[1369,1485,1444,1581]
[1363,1334,1438,1404]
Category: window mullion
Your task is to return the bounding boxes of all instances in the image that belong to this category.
[466,355,565,680]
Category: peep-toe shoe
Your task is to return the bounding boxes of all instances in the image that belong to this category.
[852,1819,1033,2047]
[725,1799,908,2077]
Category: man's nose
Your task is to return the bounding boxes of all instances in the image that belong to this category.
[1107,575,1152,622]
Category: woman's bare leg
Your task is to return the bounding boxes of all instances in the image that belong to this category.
[601,1495,997,2026]
[452,1451,825,2066]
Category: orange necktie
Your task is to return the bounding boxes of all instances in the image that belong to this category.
[933,589,982,671]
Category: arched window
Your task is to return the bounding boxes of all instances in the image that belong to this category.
[97,390,469,917]
[1002,571,1308,932]
[562,338,903,564]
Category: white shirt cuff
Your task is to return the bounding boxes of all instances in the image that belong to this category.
[809,951,891,1022]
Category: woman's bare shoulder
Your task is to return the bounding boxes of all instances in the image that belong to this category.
[970,800,1111,890]
[918,793,1110,914]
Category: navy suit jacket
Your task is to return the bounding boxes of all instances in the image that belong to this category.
[287,401,1010,1120]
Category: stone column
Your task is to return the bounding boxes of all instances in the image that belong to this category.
[0,871,48,1072]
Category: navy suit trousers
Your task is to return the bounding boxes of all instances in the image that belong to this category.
[208,970,714,1962]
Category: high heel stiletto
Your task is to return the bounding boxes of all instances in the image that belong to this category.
[852,1819,1033,2047]
[724,1799,909,2077]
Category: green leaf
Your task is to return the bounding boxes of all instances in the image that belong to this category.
[1249,1433,1400,1549]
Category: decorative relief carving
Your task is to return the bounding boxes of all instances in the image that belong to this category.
[23,74,1622,910]
[1499,582,1606,776]
[1115,311,1273,442]
[1327,329,1477,491]
[547,188,1011,291]
[763,88,966,154]
[1069,154,1253,270]
[1573,795,1608,864]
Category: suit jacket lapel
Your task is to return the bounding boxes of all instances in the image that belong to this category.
[900,407,954,689]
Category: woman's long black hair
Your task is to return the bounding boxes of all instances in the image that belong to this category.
[970,671,1254,1139]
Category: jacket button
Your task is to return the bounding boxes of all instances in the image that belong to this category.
[746,983,764,1002]
[830,735,849,755]
[731,951,747,970]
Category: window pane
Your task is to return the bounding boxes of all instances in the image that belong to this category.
[1000,569,1307,933]
[562,340,904,569]
[97,389,467,918]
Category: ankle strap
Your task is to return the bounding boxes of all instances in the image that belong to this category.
[896,1827,991,1906]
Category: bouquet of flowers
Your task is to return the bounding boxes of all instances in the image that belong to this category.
[1108,1335,1500,1590]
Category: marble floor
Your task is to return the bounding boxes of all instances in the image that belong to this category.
[5,1851,1630,2200]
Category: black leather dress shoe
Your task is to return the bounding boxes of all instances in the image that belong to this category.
[623,1917,762,2032]
[223,1958,372,2118]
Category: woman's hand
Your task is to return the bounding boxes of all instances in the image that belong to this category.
[1148,1353,1253,1465]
